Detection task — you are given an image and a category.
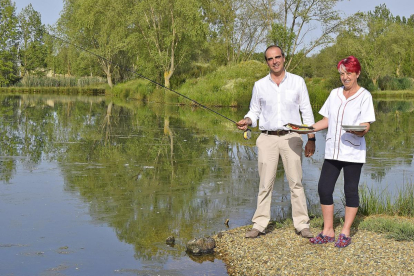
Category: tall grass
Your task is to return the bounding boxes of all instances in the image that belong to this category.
[111,78,155,100]
[358,182,414,217]
[14,75,106,88]
[0,87,105,95]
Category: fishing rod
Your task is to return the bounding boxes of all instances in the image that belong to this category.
[50,34,252,140]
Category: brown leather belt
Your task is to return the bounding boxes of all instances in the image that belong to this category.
[262,130,290,136]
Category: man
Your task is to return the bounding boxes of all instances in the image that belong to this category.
[236,45,315,238]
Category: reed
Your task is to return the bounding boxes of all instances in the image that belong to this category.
[371,90,414,99]
[358,183,414,217]
[14,75,106,88]
[0,87,105,95]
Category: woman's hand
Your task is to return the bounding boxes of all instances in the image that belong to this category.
[348,122,370,137]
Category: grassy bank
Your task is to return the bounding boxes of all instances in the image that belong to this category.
[111,60,269,107]
[7,64,414,106]
[111,61,331,108]
[309,182,414,241]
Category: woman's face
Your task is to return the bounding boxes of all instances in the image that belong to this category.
[339,66,360,90]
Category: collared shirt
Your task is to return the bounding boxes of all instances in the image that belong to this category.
[244,72,315,131]
[319,87,376,163]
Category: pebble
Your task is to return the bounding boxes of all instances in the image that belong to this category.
[214,224,414,275]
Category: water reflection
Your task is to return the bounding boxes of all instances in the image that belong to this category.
[0,95,413,274]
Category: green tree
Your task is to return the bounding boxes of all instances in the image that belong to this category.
[353,5,414,86]
[201,0,269,64]
[271,0,343,71]
[0,0,19,85]
[268,22,295,56]
[130,0,206,88]
[18,4,47,76]
[58,0,131,87]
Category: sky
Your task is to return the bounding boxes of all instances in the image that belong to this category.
[14,0,414,26]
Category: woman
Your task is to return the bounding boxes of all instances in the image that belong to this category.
[309,56,375,248]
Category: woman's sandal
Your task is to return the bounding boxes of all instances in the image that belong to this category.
[334,233,352,248]
[309,232,335,244]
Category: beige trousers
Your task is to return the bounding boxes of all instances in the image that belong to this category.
[252,132,310,232]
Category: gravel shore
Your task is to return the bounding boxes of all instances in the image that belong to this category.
[213,220,414,275]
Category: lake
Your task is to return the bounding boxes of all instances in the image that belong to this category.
[0,94,413,275]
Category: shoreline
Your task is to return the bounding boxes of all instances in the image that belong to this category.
[213,216,414,275]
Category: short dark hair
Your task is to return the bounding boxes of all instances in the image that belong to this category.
[264,45,285,60]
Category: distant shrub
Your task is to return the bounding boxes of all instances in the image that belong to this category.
[378,76,413,91]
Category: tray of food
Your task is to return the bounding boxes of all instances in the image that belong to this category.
[285,123,314,133]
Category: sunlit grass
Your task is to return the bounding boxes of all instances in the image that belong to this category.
[357,216,414,241]
[358,183,414,217]
[306,182,414,242]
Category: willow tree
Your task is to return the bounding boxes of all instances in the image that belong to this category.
[130,0,206,88]
[58,0,131,87]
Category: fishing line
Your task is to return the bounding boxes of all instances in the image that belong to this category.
[50,34,252,139]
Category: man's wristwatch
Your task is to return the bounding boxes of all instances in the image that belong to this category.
[308,137,316,141]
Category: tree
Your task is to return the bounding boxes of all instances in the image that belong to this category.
[130,0,207,88]
[18,4,47,76]
[201,0,270,64]
[0,0,19,85]
[267,22,295,55]
[269,0,343,71]
[58,0,131,87]
[354,5,399,86]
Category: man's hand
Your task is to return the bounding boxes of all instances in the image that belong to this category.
[236,117,252,131]
[305,140,315,157]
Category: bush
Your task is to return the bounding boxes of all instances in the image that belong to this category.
[378,76,413,91]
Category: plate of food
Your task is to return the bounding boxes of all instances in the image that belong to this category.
[342,125,367,131]
[285,123,314,133]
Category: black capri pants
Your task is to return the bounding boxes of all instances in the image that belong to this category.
[318,159,363,208]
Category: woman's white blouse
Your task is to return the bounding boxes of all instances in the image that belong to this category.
[319,87,376,163]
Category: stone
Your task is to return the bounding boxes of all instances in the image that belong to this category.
[166,236,175,245]
[186,237,216,255]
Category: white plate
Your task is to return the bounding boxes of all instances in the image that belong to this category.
[342,125,367,131]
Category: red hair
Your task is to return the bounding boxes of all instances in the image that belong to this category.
[337,56,361,74]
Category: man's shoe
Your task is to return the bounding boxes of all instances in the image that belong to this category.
[245,228,263,238]
[297,228,314,238]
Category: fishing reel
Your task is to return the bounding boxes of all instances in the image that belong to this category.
[243,129,252,140]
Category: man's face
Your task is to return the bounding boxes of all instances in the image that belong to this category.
[265,47,285,75]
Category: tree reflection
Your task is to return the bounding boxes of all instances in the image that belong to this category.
[1,95,413,263]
